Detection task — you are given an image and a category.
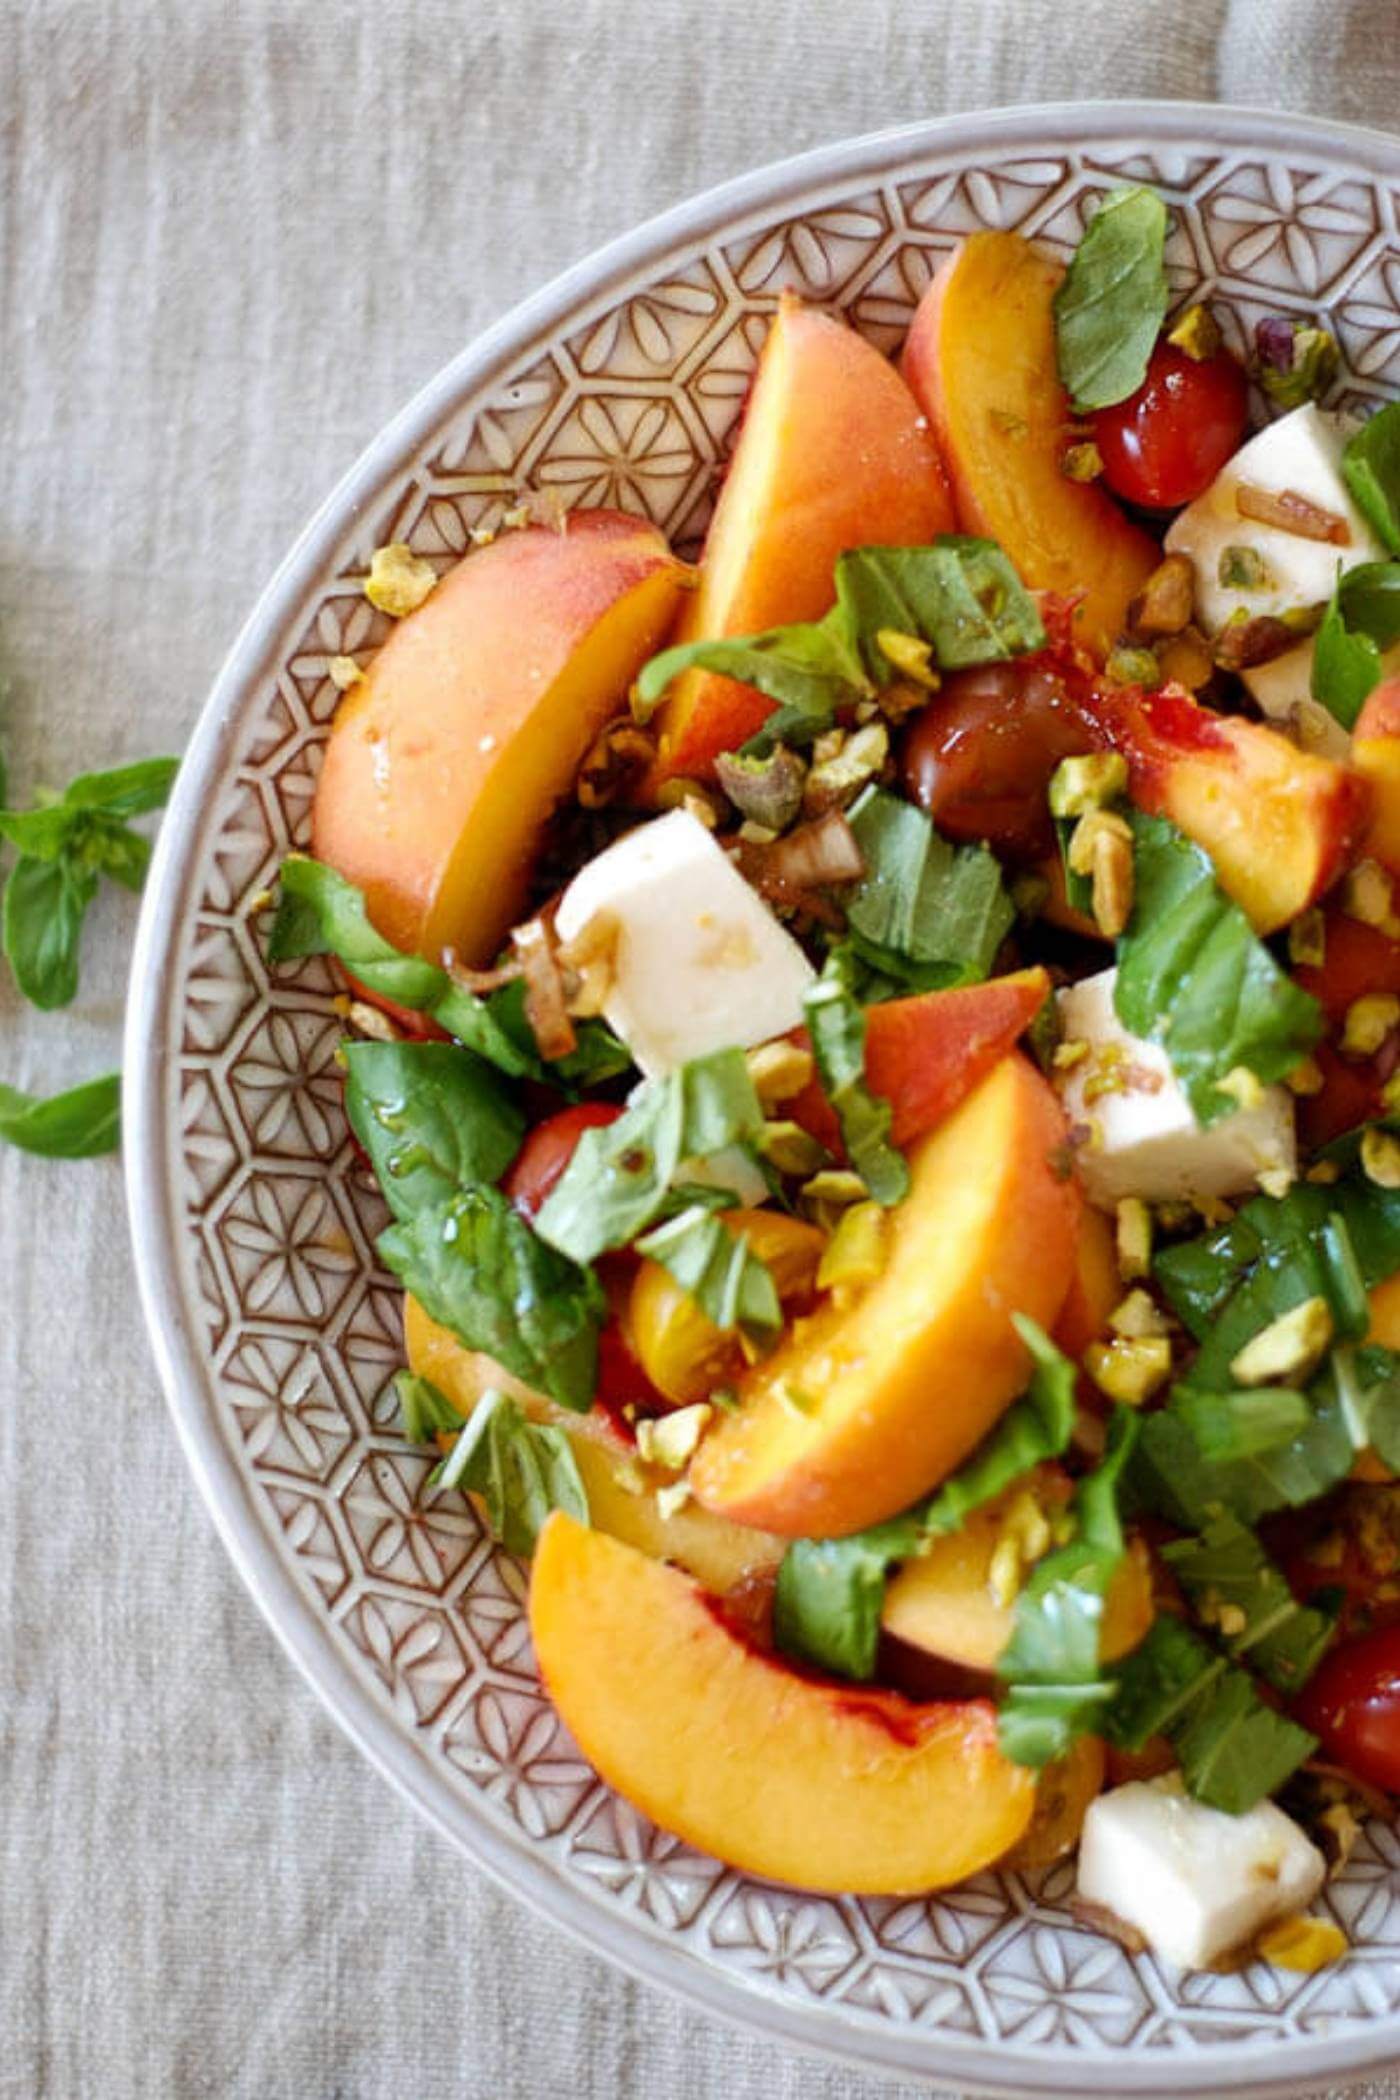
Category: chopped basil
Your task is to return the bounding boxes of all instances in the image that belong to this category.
[635,1204,782,1346]
[1170,1385,1312,1462]
[634,538,1045,755]
[1342,401,1400,556]
[534,1048,765,1264]
[343,1040,525,1220]
[802,953,908,1207]
[395,1369,466,1444]
[996,1409,1139,1769]
[1105,1615,1316,1814]
[1114,812,1322,1125]
[430,1387,589,1555]
[0,1071,122,1158]
[1311,560,1400,729]
[378,1186,605,1412]
[773,1318,1077,1681]
[1161,1513,1337,1694]
[1129,1384,1353,1530]
[844,787,1013,985]
[1053,186,1170,413]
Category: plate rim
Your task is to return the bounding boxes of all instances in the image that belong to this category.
[125,99,1400,2097]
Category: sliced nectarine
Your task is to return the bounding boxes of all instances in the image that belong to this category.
[404,1297,782,1595]
[1354,679,1400,876]
[900,232,1159,658]
[1369,1273,1400,1351]
[689,1055,1081,1537]
[784,966,1050,1158]
[313,512,687,961]
[529,1513,1035,1892]
[1052,1204,1122,1359]
[650,293,954,782]
[1005,1734,1107,1871]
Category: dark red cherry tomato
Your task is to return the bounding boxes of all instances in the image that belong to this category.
[900,658,1096,859]
[502,1101,622,1221]
[1091,340,1249,510]
[1295,1625,1400,1792]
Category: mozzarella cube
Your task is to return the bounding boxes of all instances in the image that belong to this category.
[1243,636,1400,763]
[555,809,816,1078]
[1055,967,1295,1208]
[1077,1775,1325,1969]
[1166,403,1385,636]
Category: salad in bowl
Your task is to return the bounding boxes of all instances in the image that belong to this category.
[265,180,1400,1977]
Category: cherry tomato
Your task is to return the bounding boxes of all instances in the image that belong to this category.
[900,658,1095,859]
[502,1101,621,1221]
[1296,1625,1400,1791]
[1091,340,1249,510]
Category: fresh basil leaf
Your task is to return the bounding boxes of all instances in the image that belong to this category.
[1115,812,1322,1124]
[1130,1386,1353,1529]
[267,856,542,1079]
[635,1204,781,1346]
[845,787,1013,983]
[343,1040,524,1222]
[1329,1342,1400,1469]
[1157,1176,1400,1343]
[534,1047,764,1264]
[773,1317,1078,1681]
[1106,1615,1316,1814]
[1053,186,1170,413]
[1313,574,1383,729]
[1161,1512,1336,1694]
[0,804,76,858]
[1171,1386,1312,1461]
[430,1387,588,1555]
[61,756,180,820]
[1053,813,1094,916]
[88,820,152,894]
[638,613,868,750]
[395,1369,465,1444]
[2,851,99,1009]
[1342,401,1400,556]
[378,1187,605,1412]
[0,1071,121,1157]
[803,954,908,1207]
[841,932,978,1002]
[997,1409,1139,1769]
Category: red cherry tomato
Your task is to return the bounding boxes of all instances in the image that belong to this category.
[1296,1625,1400,1791]
[900,658,1095,859]
[1091,340,1249,510]
[502,1101,622,1221]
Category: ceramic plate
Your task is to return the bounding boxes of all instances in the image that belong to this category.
[126,102,1400,2097]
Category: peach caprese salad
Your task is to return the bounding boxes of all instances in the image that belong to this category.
[269,184,1400,1973]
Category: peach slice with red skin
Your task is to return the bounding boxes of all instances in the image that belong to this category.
[312,511,687,962]
[528,1512,1036,1894]
[1354,678,1400,876]
[899,231,1159,659]
[689,1054,1081,1538]
[649,292,955,783]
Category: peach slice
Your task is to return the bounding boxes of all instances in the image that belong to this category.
[1093,684,1371,935]
[689,1055,1081,1537]
[1354,679,1400,876]
[900,231,1159,658]
[404,1298,782,1596]
[1052,1205,1122,1359]
[649,293,954,782]
[529,1513,1035,1893]
[313,512,687,961]
[1005,1734,1107,1871]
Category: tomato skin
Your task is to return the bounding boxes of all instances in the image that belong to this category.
[1296,1625,1400,1792]
[900,658,1096,859]
[502,1102,622,1221]
[1091,340,1250,510]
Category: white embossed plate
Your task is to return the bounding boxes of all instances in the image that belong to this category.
[125,104,1400,2097]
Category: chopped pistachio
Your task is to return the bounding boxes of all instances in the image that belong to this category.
[327,654,364,690]
[1061,440,1105,484]
[1054,1038,1091,1072]
[1068,808,1135,939]
[1117,1197,1153,1280]
[1384,1068,1400,1117]
[636,1402,712,1472]
[1109,1288,1171,1339]
[1361,1127,1400,1190]
[803,722,889,818]
[577,719,656,809]
[1342,858,1399,932]
[1194,1194,1236,1227]
[987,1488,1054,1607]
[1156,624,1216,691]
[344,999,401,1043]
[1168,302,1224,361]
[1289,909,1327,969]
[612,1458,646,1496]
[1048,751,1129,819]
[817,1200,887,1293]
[746,1039,814,1107]
[1214,609,1308,673]
[1105,644,1161,687]
[1231,1296,1335,1387]
[654,1479,692,1521]
[1305,1159,1342,1185]
[1254,318,1340,411]
[1215,1065,1265,1114]
[364,542,437,617]
[1257,1165,1297,1200]
[1068,807,1133,877]
[1128,553,1196,639]
[1342,993,1400,1059]
[1255,1914,1347,1973]
[714,744,807,831]
[1084,1334,1173,1405]
[1154,1200,1196,1234]
[1286,1056,1325,1097]
[757,1119,828,1177]
[875,629,939,689]
[500,503,530,530]
[1217,543,1274,592]
[801,1169,869,1209]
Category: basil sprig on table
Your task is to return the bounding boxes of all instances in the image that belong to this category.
[1113,812,1323,1123]
[843,787,1013,991]
[0,756,179,1009]
[1311,559,1400,729]
[773,1318,1078,1680]
[1053,185,1170,413]
[634,538,1045,755]
[0,1072,122,1158]
[1342,399,1400,555]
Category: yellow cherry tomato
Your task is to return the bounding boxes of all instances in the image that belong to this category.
[626,1208,825,1408]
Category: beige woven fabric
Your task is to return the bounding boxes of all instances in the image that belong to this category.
[3,3,1400,2094]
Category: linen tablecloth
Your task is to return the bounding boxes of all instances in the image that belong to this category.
[6,3,1400,2094]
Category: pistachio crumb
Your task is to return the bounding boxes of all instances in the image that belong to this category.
[1084,1334,1172,1405]
[1048,752,1129,819]
[1167,303,1223,361]
[1216,1065,1265,1114]
[875,628,939,689]
[327,654,364,691]
[1288,909,1327,969]
[1117,1197,1153,1280]
[1361,1127,1400,1190]
[1341,993,1400,1059]
[364,542,437,618]
[1109,1288,1170,1339]
[1230,1296,1335,1387]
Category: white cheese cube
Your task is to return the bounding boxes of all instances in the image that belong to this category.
[1244,636,1400,763]
[555,809,816,1079]
[1166,403,1385,635]
[1077,1775,1325,1969]
[1055,967,1295,1208]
